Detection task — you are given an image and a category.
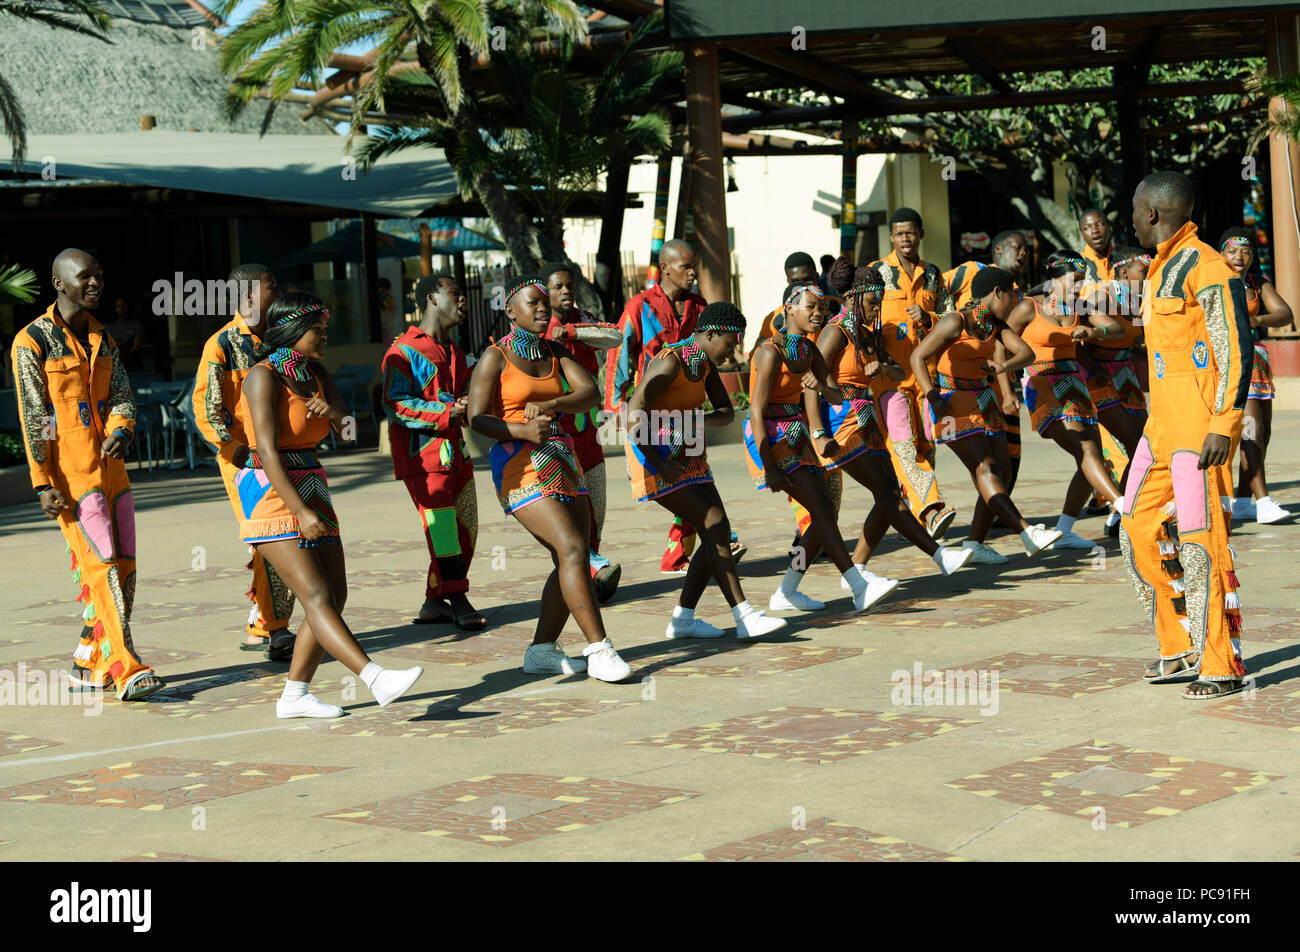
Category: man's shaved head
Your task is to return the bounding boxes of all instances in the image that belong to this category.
[1138,171,1195,218]
[1131,171,1195,249]
[53,248,98,281]
[51,248,104,317]
[659,238,693,268]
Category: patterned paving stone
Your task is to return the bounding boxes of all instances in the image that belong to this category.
[804,597,1078,629]
[1198,686,1300,732]
[0,756,347,810]
[1100,608,1300,643]
[0,731,62,757]
[946,740,1280,828]
[680,818,967,861]
[943,652,1148,699]
[630,706,979,764]
[1,647,207,678]
[387,626,536,666]
[318,773,699,846]
[641,642,870,678]
[118,852,230,862]
[114,666,285,719]
[296,696,636,738]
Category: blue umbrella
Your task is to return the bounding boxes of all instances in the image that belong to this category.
[378,217,504,252]
[271,221,423,268]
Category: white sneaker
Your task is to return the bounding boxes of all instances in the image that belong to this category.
[276,692,343,719]
[1232,497,1256,519]
[769,589,825,612]
[961,539,1008,564]
[735,611,788,639]
[932,545,974,576]
[1021,524,1063,556]
[848,568,900,612]
[1051,530,1095,549]
[665,616,726,639]
[583,639,632,682]
[523,642,587,675]
[370,667,424,707]
[1256,497,1292,525]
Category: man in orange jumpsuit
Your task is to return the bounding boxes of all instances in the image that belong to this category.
[870,208,955,538]
[193,263,296,660]
[11,249,164,700]
[1120,171,1252,700]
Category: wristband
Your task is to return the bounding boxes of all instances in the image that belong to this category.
[113,426,133,442]
[35,485,52,497]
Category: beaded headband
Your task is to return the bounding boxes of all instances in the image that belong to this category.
[852,282,885,296]
[784,284,825,305]
[696,314,747,335]
[508,279,550,301]
[1112,252,1151,269]
[1220,236,1252,252]
[273,303,330,327]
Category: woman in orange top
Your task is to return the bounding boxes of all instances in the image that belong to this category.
[911,267,1063,560]
[1219,227,1293,525]
[467,278,632,683]
[1007,251,1126,549]
[806,260,974,583]
[1067,247,1151,539]
[239,291,423,719]
[625,302,786,641]
[746,284,894,613]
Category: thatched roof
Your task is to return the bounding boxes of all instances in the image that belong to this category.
[0,3,332,136]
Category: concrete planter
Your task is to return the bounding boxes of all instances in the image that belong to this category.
[0,465,32,510]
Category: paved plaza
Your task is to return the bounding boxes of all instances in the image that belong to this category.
[1,416,1298,862]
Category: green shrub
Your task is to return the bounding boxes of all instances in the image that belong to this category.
[0,431,26,467]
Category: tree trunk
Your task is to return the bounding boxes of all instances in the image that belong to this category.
[449,108,540,273]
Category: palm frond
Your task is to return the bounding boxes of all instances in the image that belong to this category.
[0,262,39,303]
[0,0,111,38]
[0,70,27,170]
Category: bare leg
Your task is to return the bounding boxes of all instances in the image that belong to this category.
[1044,419,1122,504]
[949,436,1027,541]
[784,467,854,573]
[655,484,744,608]
[256,539,369,681]
[512,496,608,646]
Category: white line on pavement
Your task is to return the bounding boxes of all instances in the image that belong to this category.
[0,724,302,768]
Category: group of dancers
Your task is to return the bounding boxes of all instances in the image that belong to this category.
[11,170,1286,711]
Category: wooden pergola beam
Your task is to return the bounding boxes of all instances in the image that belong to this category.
[946,37,1012,96]
[716,78,1246,132]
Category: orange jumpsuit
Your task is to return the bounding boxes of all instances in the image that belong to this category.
[11,303,153,690]
[1081,243,1113,286]
[1118,222,1251,682]
[193,314,294,640]
[869,250,950,518]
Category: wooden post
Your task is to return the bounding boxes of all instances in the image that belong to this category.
[596,159,631,319]
[1114,64,1147,219]
[840,127,858,259]
[646,155,672,287]
[1266,13,1300,333]
[683,43,730,302]
[361,212,383,343]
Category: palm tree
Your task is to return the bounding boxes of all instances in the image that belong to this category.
[214,0,588,274]
[357,14,680,288]
[1246,71,1300,150]
[0,0,112,170]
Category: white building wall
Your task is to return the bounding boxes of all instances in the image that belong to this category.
[561,147,894,353]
